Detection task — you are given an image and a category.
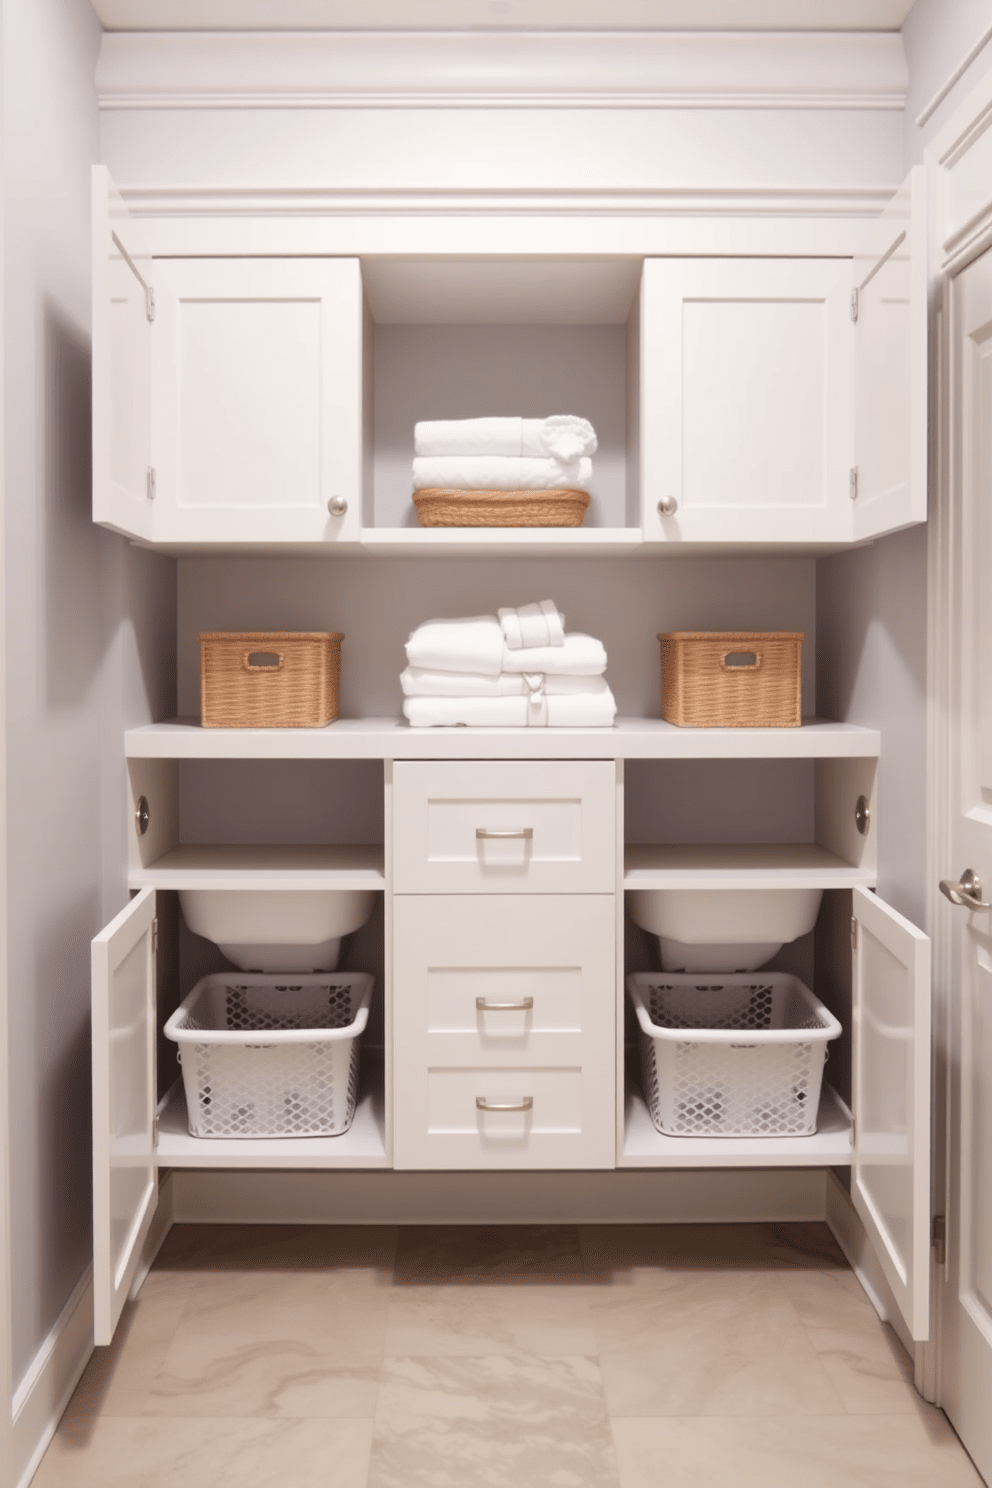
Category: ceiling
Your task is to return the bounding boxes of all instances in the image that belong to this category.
[90,1,918,33]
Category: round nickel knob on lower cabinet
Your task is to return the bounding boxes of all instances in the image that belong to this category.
[327,496,348,517]
[657,496,679,517]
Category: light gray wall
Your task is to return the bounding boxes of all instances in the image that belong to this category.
[2,0,176,1392]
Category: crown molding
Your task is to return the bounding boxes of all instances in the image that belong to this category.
[96,30,908,111]
[118,183,896,219]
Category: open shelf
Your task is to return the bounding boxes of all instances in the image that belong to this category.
[359,528,642,556]
[125,717,881,762]
[624,842,875,891]
[128,843,385,892]
[620,1076,853,1168]
[156,1053,388,1169]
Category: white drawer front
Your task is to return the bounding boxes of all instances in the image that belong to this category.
[393,760,616,894]
[393,895,615,1170]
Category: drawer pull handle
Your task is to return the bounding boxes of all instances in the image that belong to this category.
[476,997,534,1012]
[476,1096,534,1114]
[476,827,534,841]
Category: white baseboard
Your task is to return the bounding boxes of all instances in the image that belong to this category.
[170,1166,830,1227]
[11,1176,175,1488]
[824,1170,914,1358]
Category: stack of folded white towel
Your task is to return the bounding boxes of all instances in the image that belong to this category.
[412,415,597,493]
[401,600,617,728]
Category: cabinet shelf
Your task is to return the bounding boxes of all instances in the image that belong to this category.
[125,717,881,762]
[623,842,875,891]
[156,1053,388,1169]
[128,843,385,892]
[620,1077,853,1168]
[360,528,643,556]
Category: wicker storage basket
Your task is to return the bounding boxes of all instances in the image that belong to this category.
[413,488,589,528]
[200,632,342,728]
[659,631,803,728]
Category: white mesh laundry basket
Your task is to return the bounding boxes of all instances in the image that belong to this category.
[164,973,374,1138]
[627,972,841,1138]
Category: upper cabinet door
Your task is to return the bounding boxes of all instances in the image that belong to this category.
[640,258,853,544]
[92,166,165,542]
[851,884,931,1343]
[92,887,158,1347]
[152,258,364,545]
[851,167,928,541]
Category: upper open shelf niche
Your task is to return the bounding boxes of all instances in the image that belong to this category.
[360,256,643,326]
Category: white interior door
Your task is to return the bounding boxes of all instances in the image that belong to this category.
[92,166,163,542]
[851,885,931,1343]
[153,257,364,545]
[91,888,158,1347]
[640,257,853,544]
[939,243,992,1483]
[851,166,928,542]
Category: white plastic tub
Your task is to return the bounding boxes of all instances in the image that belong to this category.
[627,972,841,1138]
[164,972,374,1138]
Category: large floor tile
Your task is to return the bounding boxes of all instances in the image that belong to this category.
[144,1271,386,1418]
[780,1269,918,1414]
[64,1270,194,1419]
[31,1415,374,1488]
[580,1222,847,1279]
[367,1355,620,1487]
[611,1412,985,1488]
[596,1270,847,1417]
[154,1223,398,1277]
[393,1224,586,1284]
[384,1281,598,1357]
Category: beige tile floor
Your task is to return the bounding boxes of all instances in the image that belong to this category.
[34,1221,985,1488]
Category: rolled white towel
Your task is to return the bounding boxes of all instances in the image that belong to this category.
[499,600,565,650]
[401,667,609,698]
[501,633,607,676]
[403,687,617,729]
[405,616,505,678]
[414,415,597,461]
[412,455,592,493]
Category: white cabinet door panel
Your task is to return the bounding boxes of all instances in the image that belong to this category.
[852,884,931,1343]
[393,760,615,895]
[92,167,163,542]
[393,894,615,1169]
[641,258,853,544]
[852,167,928,541]
[92,888,158,1347]
[153,258,363,544]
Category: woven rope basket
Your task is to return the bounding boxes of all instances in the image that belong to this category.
[659,631,803,728]
[413,488,590,528]
[200,632,342,728]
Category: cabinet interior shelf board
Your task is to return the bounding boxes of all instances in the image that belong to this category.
[156,1056,387,1169]
[129,843,385,891]
[621,1079,853,1168]
[125,717,881,761]
[623,842,875,890]
[359,529,643,556]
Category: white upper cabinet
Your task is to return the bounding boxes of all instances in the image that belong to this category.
[641,168,927,547]
[851,884,931,1344]
[640,257,854,544]
[851,167,928,541]
[92,168,364,546]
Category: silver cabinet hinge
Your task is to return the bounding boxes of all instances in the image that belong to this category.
[146,285,156,323]
[850,287,859,323]
[152,917,159,954]
[147,467,156,502]
[933,1214,946,1266]
[851,916,858,950]
[153,1114,159,1148]
[849,466,859,501]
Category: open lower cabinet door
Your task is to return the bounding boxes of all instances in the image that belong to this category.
[851,166,928,542]
[91,887,158,1346]
[92,166,174,543]
[851,884,931,1343]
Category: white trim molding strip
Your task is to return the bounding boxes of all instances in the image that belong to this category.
[96,30,908,111]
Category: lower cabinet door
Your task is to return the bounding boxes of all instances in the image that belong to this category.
[393,894,616,1170]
